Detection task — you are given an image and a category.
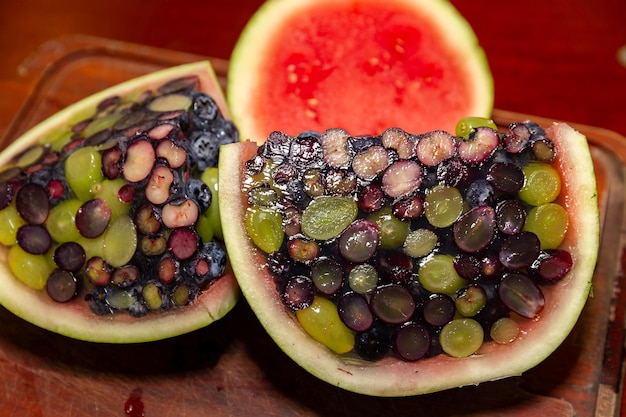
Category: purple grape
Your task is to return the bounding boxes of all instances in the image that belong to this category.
[53,242,86,272]
[487,162,524,194]
[0,182,14,210]
[529,250,573,283]
[498,272,545,319]
[394,322,431,361]
[453,206,496,253]
[357,183,385,213]
[499,232,540,269]
[281,275,315,310]
[392,194,424,220]
[422,294,456,327]
[453,254,481,280]
[15,182,49,225]
[338,219,379,263]
[480,253,503,280]
[17,224,51,255]
[167,228,200,260]
[458,127,500,164]
[46,269,79,303]
[338,292,374,332]
[370,284,415,324]
[503,123,531,153]
[111,265,140,288]
[495,199,526,235]
[436,157,469,187]
[75,199,111,238]
[375,250,413,283]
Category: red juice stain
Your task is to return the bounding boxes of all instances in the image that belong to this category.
[124,388,145,417]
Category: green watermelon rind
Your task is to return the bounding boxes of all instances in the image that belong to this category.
[0,61,240,343]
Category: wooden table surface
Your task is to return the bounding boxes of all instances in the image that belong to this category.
[0,1,625,416]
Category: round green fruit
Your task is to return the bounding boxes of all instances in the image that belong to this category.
[228,0,493,143]
[0,62,239,343]
[219,122,599,396]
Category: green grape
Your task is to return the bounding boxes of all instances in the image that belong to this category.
[490,317,519,344]
[440,318,484,358]
[147,94,192,112]
[201,167,223,240]
[82,113,124,138]
[15,145,46,168]
[418,254,466,295]
[348,263,378,294]
[92,178,131,218]
[65,146,104,201]
[46,199,82,243]
[172,284,191,306]
[107,289,136,310]
[8,244,54,290]
[424,185,464,228]
[0,201,27,246]
[518,162,561,206]
[455,285,487,317]
[245,206,284,254]
[247,186,279,207]
[301,196,358,241]
[455,117,497,138]
[403,228,438,258]
[296,296,355,354]
[76,235,105,261]
[42,127,73,153]
[367,206,409,249]
[143,282,163,310]
[196,212,215,243]
[103,214,137,267]
[523,203,568,249]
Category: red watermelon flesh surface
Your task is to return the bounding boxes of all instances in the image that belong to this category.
[229,0,493,142]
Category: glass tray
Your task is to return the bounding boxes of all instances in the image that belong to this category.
[0,34,624,417]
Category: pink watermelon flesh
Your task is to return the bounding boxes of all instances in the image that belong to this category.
[244,0,491,138]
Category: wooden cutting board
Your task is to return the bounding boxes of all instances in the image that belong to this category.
[0,35,624,417]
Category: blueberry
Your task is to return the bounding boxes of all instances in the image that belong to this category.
[286,180,309,206]
[353,321,392,361]
[190,131,219,171]
[466,179,495,207]
[261,131,291,163]
[186,178,212,212]
[86,287,113,316]
[28,166,49,183]
[524,121,546,137]
[214,120,239,146]
[349,135,382,154]
[190,93,219,131]
[128,301,148,318]
[297,130,321,140]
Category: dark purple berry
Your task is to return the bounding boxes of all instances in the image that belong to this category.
[281,275,315,310]
[338,292,374,332]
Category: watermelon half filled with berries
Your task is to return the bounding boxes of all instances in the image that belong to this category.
[219,118,599,396]
[0,61,240,343]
